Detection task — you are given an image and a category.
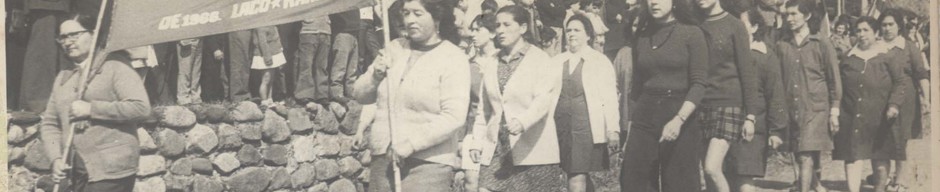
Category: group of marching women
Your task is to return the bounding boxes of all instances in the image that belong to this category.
[353,0,929,191]
[38,0,928,191]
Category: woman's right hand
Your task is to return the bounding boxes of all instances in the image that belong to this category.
[659,117,684,142]
[469,149,482,163]
[372,51,389,81]
[52,158,71,181]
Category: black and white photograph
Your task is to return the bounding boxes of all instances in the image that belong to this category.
[1,0,936,191]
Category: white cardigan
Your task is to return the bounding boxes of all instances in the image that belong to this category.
[551,49,621,144]
[353,39,471,167]
[472,44,561,166]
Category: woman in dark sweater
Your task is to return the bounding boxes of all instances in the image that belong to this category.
[694,0,759,191]
[729,8,789,192]
[618,0,708,191]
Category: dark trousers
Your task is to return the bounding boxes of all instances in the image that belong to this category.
[19,10,71,113]
[224,30,253,102]
[294,33,332,102]
[330,32,359,99]
[620,92,703,192]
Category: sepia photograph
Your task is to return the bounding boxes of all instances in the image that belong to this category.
[1,0,936,191]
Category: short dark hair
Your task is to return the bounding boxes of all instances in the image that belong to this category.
[58,12,96,34]
[566,13,597,45]
[746,8,770,42]
[854,16,880,35]
[496,5,535,44]
[877,8,907,36]
[403,0,459,44]
[471,13,498,32]
[481,0,498,13]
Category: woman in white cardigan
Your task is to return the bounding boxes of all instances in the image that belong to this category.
[552,14,620,192]
[469,5,565,192]
[353,0,470,191]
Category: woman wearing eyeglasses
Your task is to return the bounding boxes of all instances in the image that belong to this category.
[40,12,151,192]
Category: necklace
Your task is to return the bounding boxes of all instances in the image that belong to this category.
[650,23,676,50]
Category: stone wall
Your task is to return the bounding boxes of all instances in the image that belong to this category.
[8,101,370,192]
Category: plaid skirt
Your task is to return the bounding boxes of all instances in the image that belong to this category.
[701,106,746,141]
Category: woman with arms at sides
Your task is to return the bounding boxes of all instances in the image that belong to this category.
[467,5,565,192]
[43,12,152,192]
[694,0,760,191]
[877,9,930,192]
[775,0,842,191]
[727,8,789,192]
[833,17,908,192]
[551,14,620,192]
[460,13,500,192]
[352,0,471,191]
[618,0,709,190]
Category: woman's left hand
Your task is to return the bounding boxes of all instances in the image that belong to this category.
[607,131,620,152]
[70,100,91,120]
[886,106,900,119]
[742,120,755,142]
[507,119,524,135]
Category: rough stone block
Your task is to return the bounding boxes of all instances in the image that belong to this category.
[268,168,292,191]
[164,174,193,192]
[238,122,263,141]
[170,157,193,176]
[213,152,240,175]
[138,128,158,153]
[308,182,329,192]
[314,134,341,157]
[315,159,341,181]
[184,104,208,122]
[224,167,272,192]
[292,135,317,163]
[217,123,244,150]
[313,107,340,134]
[204,104,228,123]
[159,106,197,128]
[134,176,167,192]
[231,101,264,122]
[337,135,356,156]
[338,156,363,178]
[9,145,26,162]
[289,108,314,133]
[329,102,348,120]
[191,157,214,175]
[357,169,370,183]
[137,155,167,177]
[263,111,291,143]
[329,178,357,192]
[339,101,363,135]
[291,163,317,189]
[193,176,224,192]
[156,129,186,157]
[186,124,218,155]
[237,144,263,166]
[264,144,290,166]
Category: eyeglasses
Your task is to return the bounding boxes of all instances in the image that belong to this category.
[56,30,90,43]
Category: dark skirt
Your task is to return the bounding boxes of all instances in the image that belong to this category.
[725,114,770,177]
[702,106,745,141]
[478,118,565,191]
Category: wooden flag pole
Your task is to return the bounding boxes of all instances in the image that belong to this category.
[52,0,109,191]
[379,0,402,192]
